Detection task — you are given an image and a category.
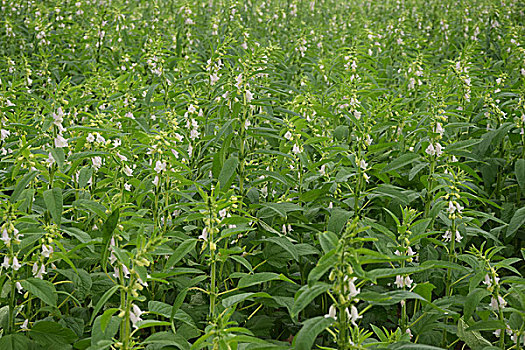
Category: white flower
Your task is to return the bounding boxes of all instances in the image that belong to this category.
[41,244,53,258]
[447,201,456,214]
[129,304,143,329]
[210,73,219,85]
[483,274,492,287]
[1,256,10,269]
[219,209,227,218]
[154,160,166,173]
[122,264,130,278]
[435,122,444,135]
[395,275,413,288]
[87,133,95,142]
[292,144,301,154]
[1,228,10,245]
[349,305,362,326]
[395,275,404,288]
[455,202,464,213]
[425,143,435,156]
[359,159,368,170]
[123,165,133,176]
[490,296,507,311]
[190,128,200,140]
[92,156,102,170]
[363,172,370,183]
[15,282,23,294]
[188,104,196,114]
[199,228,208,241]
[32,263,46,278]
[152,175,159,186]
[124,183,132,191]
[284,131,292,140]
[96,133,106,143]
[54,134,68,148]
[435,143,444,156]
[325,304,337,319]
[20,319,29,330]
[47,152,55,165]
[365,135,372,146]
[346,277,360,298]
[11,256,21,271]
[125,112,135,119]
[246,90,253,103]
[406,328,413,339]
[1,129,10,140]
[455,230,463,242]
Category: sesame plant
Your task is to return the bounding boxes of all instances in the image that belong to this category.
[1,0,525,349]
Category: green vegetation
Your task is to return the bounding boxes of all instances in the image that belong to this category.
[1,0,525,349]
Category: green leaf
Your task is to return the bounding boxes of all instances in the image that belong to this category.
[222,292,272,308]
[0,334,32,350]
[327,208,351,235]
[265,236,299,261]
[413,282,435,302]
[21,278,57,307]
[466,320,506,332]
[11,170,38,203]
[308,250,337,285]
[43,188,63,226]
[91,315,120,347]
[507,207,525,238]
[294,316,334,350]
[291,283,331,319]
[143,332,190,350]
[165,239,197,269]
[464,288,491,320]
[218,156,239,190]
[238,273,280,288]
[100,308,119,332]
[318,231,338,254]
[100,210,119,272]
[516,159,525,194]
[381,153,420,173]
[90,285,120,324]
[457,318,492,350]
[29,321,77,345]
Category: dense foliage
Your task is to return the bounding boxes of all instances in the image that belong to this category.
[1,0,525,349]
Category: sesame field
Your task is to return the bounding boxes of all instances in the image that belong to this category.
[1,0,525,349]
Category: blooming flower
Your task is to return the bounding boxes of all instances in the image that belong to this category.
[490,295,507,311]
[1,129,10,140]
[325,304,337,319]
[246,90,253,103]
[1,228,10,245]
[41,244,53,258]
[92,156,102,170]
[32,263,46,278]
[1,256,10,269]
[20,319,29,330]
[395,275,413,288]
[129,304,143,329]
[284,131,292,140]
[123,165,133,176]
[199,228,208,241]
[292,144,301,154]
[54,134,68,148]
[154,160,166,173]
[349,305,362,326]
[87,133,95,142]
[152,175,159,186]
